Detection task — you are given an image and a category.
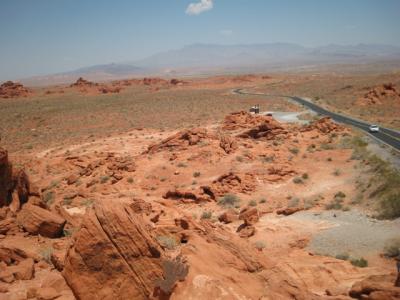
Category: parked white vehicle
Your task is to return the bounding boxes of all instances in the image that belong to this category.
[369,125,380,132]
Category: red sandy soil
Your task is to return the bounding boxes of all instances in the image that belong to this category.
[0,81,32,99]
[0,112,399,299]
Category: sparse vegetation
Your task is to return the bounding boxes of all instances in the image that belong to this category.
[100,175,110,184]
[254,241,266,251]
[350,258,368,268]
[293,177,303,184]
[218,194,240,208]
[383,238,400,258]
[193,171,201,177]
[259,198,267,204]
[248,200,257,207]
[335,253,349,261]
[157,235,178,250]
[200,211,212,219]
[43,191,55,206]
[155,256,189,295]
[289,147,299,155]
[39,247,54,264]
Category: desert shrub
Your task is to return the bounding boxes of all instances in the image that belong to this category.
[288,197,300,208]
[335,253,349,261]
[302,173,309,180]
[127,177,134,183]
[39,247,54,264]
[43,191,55,206]
[236,156,244,162]
[63,197,73,205]
[379,193,400,219]
[254,241,266,251]
[193,171,201,178]
[350,258,368,268]
[177,162,187,168]
[81,199,94,207]
[334,191,346,199]
[155,256,189,295]
[248,200,257,207]
[218,194,240,208]
[293,177,303,184]
[327,157,332,162]
[63,228,77,237]
[100,176,110,184]
[200,211,212,219]
[325,199,343,210]
[259,198,267,204]
[383,238,400,258]
[333,169,341,176]
[289,147,299,155]
[157,235,178,250]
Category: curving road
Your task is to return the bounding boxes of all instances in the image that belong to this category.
[233,89,400,151]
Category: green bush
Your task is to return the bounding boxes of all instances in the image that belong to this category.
[335,253,349,261]
[350,258,368,268]
[293,177,303,184]
[248,200,257,207]
[200,211,212,219]
[218,194,240,208]
[379,193,400,219]
[383,238,400,258]
[157,235,178,250]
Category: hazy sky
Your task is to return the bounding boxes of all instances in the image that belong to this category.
[1,0,399,80]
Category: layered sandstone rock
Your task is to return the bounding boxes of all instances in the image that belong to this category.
[16,204,66,238]
[301,117,344,134]
[0,148,13,207]
[63,199,164,300]
[0,81,31,98]
[349,274,400,300]
[146,128,209,154]
[219,134,238,154]
[356,83,400,106]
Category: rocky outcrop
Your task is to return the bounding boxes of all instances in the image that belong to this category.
[349,274,400,299]
[238,121,287,140]
[201,172,256,199]
[16,204,66,238]
[301,117,344,134]
[356,83,400,106]
[219,134,238,154]
[222,111,283,132]
[63,199,164,300]
[0,148,13,207]
[70,77,97,88]
[163,189,210,203]
[146,128,209,154]
[0,81,31,98]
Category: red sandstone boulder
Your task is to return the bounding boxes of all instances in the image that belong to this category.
[218,209,238,224]
[16,204,66,238]
[239,207,259,226]
[63,198,164,299]
[349,274,400,299]
[219,134,238,154]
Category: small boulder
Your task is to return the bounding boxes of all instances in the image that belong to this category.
[16,204,66,238]
[218,209,238,224]
[239,207,259,226]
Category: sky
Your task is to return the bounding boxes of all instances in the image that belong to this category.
[0,0,399,80]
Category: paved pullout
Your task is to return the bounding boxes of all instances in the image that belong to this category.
[234,89,400,151]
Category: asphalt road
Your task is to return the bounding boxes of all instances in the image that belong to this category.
[233,89,400,151]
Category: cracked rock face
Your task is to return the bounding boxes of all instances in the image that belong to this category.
[62,198,164,300]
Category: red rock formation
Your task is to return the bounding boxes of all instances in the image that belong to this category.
[222,111,282,131]
[238,121,287,140]
[16,204,66,238]
[239,207,259,226]
[146,128,209,154]
[349,274,400,299]
[301,117,344,134]
[218,209,238,224]
[356,83,400,106]
[219,134,238,154]
[70,77,97,88]
[201,172,256,199]
[0,148,13,207]
[0,81,31,98]
[63,198,165,299]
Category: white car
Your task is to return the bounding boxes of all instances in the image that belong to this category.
[369,125,380,133]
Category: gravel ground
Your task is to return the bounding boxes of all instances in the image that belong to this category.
[288,210,400,258]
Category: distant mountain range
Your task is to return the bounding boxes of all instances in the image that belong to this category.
[22,43,400,86]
